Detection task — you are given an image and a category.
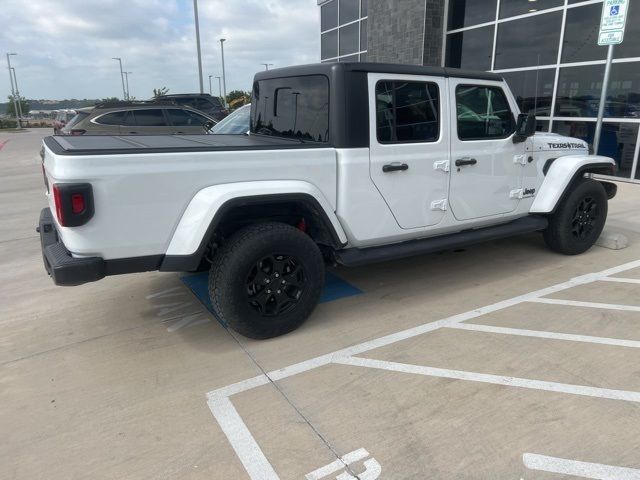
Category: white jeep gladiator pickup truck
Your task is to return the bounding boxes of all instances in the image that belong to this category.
[38,62,617,339]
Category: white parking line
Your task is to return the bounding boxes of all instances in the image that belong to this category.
[600,277,640,285]
[204,259,640,480]
[523,453,640,479]
[448,323,640,348]
[334,356,640,403]
[530,297,640,312]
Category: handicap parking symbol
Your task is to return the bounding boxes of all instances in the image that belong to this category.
[610,5,619,15]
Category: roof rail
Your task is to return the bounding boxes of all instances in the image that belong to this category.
[93,100,179,109]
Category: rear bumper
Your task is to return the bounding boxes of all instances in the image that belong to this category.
[38,208,105,286]
[38,208,165,286]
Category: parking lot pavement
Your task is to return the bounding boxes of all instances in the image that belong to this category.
[2,129,640,479]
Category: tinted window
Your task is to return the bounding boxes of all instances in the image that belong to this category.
[614,0,640,59]
[494,12,562,69]
[555,64,604,117]
[251,75,329,142]
[360,19,367,51]
[339,22,359,55]
[167,109,208,126]
[131,109,167,126]
[321,30,338,59]
[321,0,338,31]
[456,85,514,140]
[448,0,497,30]
[338,54,359,62]
[607,62,640,118]
[501,68,555,116]
[95,111,127,125]
[499,0,562,18]
[195,98,214,111]
[339,0,359,24]
[446,26,494,71]
[376,81,439,143]
[562,4,607,63]
[65,112,89,129]
[361,0,367,16]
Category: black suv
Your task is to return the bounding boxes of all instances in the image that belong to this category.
[154,94,228,121]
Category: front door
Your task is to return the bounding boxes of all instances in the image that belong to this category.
[448,79,525,221]
[369,73,450,229]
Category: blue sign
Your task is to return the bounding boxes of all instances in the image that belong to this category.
[610,5,619,15]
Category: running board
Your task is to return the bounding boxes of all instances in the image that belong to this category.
[336,216,548,267]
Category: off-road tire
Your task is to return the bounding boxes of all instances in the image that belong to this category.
[543,178,607,255]
[208,222,325,339]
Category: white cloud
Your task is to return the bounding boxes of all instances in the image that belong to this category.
[0,0,320,100]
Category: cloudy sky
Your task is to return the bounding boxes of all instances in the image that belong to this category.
[1,0,320,100]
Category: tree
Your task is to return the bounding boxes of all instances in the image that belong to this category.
[6,95,30,117]
[98,97,119,104]
[153,87,169,97]
[226,90,250,110]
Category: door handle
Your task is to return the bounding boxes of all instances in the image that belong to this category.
[128,131,138,135]
[455,157,477,167]
[382,163,409,173]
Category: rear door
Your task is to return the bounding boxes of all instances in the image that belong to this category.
[165,108,211,134]
[447,79,524,221]
[368,73,450,229]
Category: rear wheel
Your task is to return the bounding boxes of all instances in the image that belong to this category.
[543,178,607,255]
[208,222,325,339]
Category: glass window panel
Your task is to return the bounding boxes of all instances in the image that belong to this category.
[361,0,367,17]
[339,0,359,24]
[456,85,515,140]
[376,81,440,143]
[321,30,338,59]
[501,68,556,116]
[131,109,166,126]
[536,120,550,132]
[447,0,497,30]
[95,111,126,125]
[360,19,367,51]
[359,52,367,61]
[607,62,640,118]
[555,64,604,117]
[446,26,494,71]
[562,4,607,63]
[251,75,330,142]
[321,0,338,31]
[499,0,562,19]
[494,12,562,69]
[339,22,359,56]
[338,54,359,62]
[615,1,640,59]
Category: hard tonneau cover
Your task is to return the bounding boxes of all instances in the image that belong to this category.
[44,134,322,156]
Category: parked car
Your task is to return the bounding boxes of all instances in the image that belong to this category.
[154,93,228,121]
[209,104,250,134]
[38,62,617,339]
[53,109,76,134]
[59,101,216,135]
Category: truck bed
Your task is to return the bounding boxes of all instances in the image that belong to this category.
[44,134,323,156]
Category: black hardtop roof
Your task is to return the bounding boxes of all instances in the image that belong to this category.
[254,62,504,83]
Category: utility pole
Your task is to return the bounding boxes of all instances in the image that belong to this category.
[124,72,132,100]
[215,76,222,101]
[193,0,204,94]
[112,57,127,100]
[208,74,213,95]
[262,63,273,70]
[6,53,20,127]
[220,38,227,107]
[11,67,24,120]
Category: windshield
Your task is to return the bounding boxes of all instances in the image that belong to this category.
[250,75,329,142]
[210,104,250,134]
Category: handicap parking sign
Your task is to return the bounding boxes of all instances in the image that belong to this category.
[610,5,619,15]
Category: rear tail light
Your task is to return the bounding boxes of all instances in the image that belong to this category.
[52,183,94,227]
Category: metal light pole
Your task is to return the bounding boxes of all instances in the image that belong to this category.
[219,38,227,107]
[215,76,222,101]
[262,63,273,70]
[593,45,614,154]
[6,53,20,127]
[193,0,204,94]
[112,57,127,100]
[124,72,132,100]
[208,74,213,95]
[11,67,24,120]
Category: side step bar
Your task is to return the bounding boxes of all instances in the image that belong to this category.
[336,216,548,267]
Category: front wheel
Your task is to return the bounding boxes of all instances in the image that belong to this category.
[543,178,607,255]
[208,222,325,339]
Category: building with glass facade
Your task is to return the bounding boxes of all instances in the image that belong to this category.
[318,0,640,183]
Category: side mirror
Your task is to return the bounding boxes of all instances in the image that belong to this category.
[513,112,536,144]
[203,120,215,132]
